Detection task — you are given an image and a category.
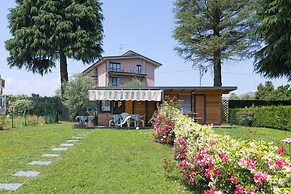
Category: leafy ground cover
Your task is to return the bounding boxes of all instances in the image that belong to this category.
[0,123,180,193]
[215,126,291,156]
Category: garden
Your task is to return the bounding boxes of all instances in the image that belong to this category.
[153,103,291,193]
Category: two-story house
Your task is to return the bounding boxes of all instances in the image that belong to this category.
[82,50,161,87]
[84,50,236,126]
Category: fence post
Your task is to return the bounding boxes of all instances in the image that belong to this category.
[11,107,14,128]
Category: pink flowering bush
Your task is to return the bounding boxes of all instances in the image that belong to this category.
[152,101,180,145]
[160,104,291,193]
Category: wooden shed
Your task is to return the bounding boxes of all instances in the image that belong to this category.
[88,86,236,126]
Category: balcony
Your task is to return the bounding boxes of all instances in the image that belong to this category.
[107,68,146,77]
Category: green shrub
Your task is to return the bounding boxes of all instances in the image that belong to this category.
[229,106,291,131]
[0,115,9,130]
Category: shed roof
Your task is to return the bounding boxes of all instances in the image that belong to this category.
[93,86,237,94]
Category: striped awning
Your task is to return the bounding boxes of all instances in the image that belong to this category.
[88,89,162,101]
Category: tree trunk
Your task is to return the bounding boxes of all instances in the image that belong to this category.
[213,8,222,87]
[213,51,222,86]
[60,49,69,96]
[60,48,69,120]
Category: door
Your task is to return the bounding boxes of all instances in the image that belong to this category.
[194,94,206,124]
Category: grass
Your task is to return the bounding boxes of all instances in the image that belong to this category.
[0,123,180,193]
[215,126,291,156]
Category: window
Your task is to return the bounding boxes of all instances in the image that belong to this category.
[109,77,120,86]
[113,101,125,114]
[179,95,191,113]
[108,62,121,71]
[136,64,142,73]
[101,100,111,112]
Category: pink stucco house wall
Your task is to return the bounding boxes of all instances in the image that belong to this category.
[82,50,162,87]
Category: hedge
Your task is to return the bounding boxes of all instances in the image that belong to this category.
[229,106,291,131]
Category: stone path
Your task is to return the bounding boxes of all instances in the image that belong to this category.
[67,140,79,143]
[13,171,40,178]
[42,153,59,157]
[28,161,51,166]
[52,148,68,151]
[60,143,74,147]
[0,183,22,191]
[0,132,87,191]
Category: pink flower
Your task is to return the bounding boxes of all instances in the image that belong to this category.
[166,169,171,173]
[179,160,186,167]
[234,185,246,194]
[238,158,246,167]
[278,146,284,154]
[218,152,229,162]
[253,171,268,183]
[247,160,257,169]
[275,158,287,169]
[230,176,238,184]
[213,169,220,176]
[205,168,211,179]
[214,191,222,194]
[189,171,195,183]
[282,138,291,144]
[210,140,216,146]
[197,160,206,167]
[208,159,213,168]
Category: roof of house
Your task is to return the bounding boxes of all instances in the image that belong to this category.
[92,86,237,94]
[82,50,162,74]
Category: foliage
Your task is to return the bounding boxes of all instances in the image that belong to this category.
[255,81,291,100]
[159,104,291,193]
[173,0,257,86]
[215,126,291,157]
[228,92,255,100]
[0,115,9,130]
[230,106,291,131]
[30,96,62,115]
[121,77,146,87]
[254,0,291,81]
[7,95,62,116]
[12,99,34,115]
[5,0,104,93]
[153,99,182,145]
[62,74,92,119]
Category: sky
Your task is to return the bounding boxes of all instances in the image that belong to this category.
[0,0,289,97]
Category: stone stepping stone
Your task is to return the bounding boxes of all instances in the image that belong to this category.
[42,153,59,157]
[52,148,68,151]
[72,136,83,139]
[60,143,74,147]
[67,140,79,143]
[12,171,40,178]
[0,183,22,191]
[28,161,51,165]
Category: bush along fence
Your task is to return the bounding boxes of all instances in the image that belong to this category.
[229,106,291,131]
[153,104,291,193]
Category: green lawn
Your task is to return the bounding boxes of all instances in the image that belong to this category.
[0,123,180,193]
[215,126,291,156]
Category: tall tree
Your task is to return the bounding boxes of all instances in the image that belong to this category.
[254,0,291,81]
[62,74,92,119]
[5,0,104,94]
[173,0,257,86]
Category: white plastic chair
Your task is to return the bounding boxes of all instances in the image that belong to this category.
[131,114,145,128]
[109,114,121,127]
[115,113,131,128]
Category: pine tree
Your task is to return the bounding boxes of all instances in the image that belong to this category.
[173,0,257,86]
[254,0,291,81]
[5,0,104,94]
